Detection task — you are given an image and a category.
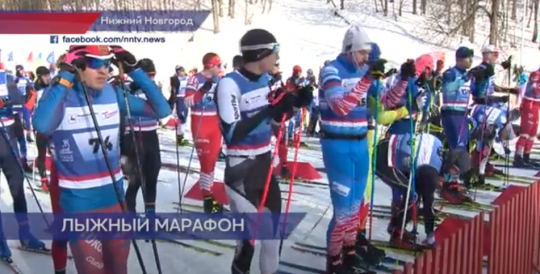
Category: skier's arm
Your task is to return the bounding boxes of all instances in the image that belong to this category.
[380,77,408,109]
[216,77,273,144]
[32,71,75,136]
[441,69,459,94]
[167,76,177,108]
[367,95,409,125]
[322,65,372,116]
[185,75,205,103]
[116,68,171,119]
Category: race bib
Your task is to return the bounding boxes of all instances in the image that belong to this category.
[415,134,434,167]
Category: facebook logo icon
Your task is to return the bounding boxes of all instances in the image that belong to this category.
[50,36,59,44]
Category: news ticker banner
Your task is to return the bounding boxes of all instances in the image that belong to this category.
[0,11,211,34]
[1,213,305,241]
[49,35,167,44]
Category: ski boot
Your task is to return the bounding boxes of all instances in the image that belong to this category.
[355,230,385,265]
[299,141,309,148]
[440,182,472,204]
[389,228,425,251]
[523,154,540,168]
[21,158,33,173]
[0,235,12,259]
[424,233,436,248]
[485,162,504,176]
[513,154,530,168]
[176,136,190,146]
[19,227,48,254]
[25,133,34,143]
[279,163,292,179]
[342,246,377,274]
[40,178,49,192]
[203,195,224,214]
[231,241,254,274]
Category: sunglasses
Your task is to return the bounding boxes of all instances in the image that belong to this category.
[86,57,112,70]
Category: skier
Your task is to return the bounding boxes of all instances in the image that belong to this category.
[319,24,410,274]
[33,66,52,190]
[514,66,540,167]
[467,104,516,188]
[14,65,34,143]
[122,58,165,215]
[0,63,48,261]
[215,28,312,274]
[440,46,474,151]
[184,52,223,214]
[12,65,33,173]
[169,65,190,146]
[306,68,320,136]
[32,45,170,273]
[375,133,470,249]
[232,55,244,70]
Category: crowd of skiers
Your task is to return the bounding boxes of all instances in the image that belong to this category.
[0,23,533,274]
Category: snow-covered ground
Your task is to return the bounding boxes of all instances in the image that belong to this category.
[0,0,538,272]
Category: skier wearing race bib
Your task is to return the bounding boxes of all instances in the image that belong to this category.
[13,65,34,173]
[184,53,223,214]
[514,67,540,168]
[319,25,412,274]
[0,66,46,265]
[467,104,516,187]
[215,28,312,274]
[33,45,170,274]
[121,58,166,215]
[169,65,190,146]
[375,133,470,249]
[440,47,474,150]
[33,66,52,191]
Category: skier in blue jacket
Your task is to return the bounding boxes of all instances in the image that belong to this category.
[375,133,470,250]
[0,68,47,265]
[13,65,34,172]
[33,45,170,274]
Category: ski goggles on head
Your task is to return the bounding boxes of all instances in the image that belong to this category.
[85,57,112,70]
[241,42,280,54]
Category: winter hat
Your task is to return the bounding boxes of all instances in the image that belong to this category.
[342,25,372,54]
[455,47,474,59]
[369,42,381,61]
[481,44,499,54]
[240,29,279,63]
[35,66,50,77]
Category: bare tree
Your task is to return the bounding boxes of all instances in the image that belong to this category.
[413,0,417,14]
[212,0,220,33]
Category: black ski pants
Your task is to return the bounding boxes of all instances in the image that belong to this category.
[0,125,28,223]
[35,132,49,179]
[376,139,438,234]
[121,130,161,212]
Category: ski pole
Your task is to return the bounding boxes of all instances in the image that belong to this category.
[368,82,381,242]
[279,107,305,255]
[252,113,287,245]
[0,118,49,225]
[75,71,148,274]
[176,92,207,214]
[116,66,162,274]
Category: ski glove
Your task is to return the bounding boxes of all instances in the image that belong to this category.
[400,59,416,79]
[184,94,196,108]
[368,59,387,79]
[269,88,295,121]
[384,68,398,78]
[199,81,214,94]
[110,46,138,73]
[501,56,512,70]
[62,46,89,72]
[294,85,314,108]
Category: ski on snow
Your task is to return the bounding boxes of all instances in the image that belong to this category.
[289,243,405,273]
[2,257,23,274]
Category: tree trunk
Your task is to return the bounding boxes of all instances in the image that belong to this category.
[511,0,517,20]
[412,0,417,14]
[229,0,235,18]
[383,0,388,16]
[212,0,220,33]
[420,0,427,15]
[373,0,378,12]
[534,0,539,41]
[398,0,404,15]
[446,0,451,25]
[340,0,345,9]
[218,0,224,17]
[466,0,476,42]
[489,0,500,44]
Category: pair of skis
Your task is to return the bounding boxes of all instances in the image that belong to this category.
[2,245,65,274]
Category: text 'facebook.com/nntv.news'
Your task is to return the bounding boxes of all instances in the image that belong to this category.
[50,35,166,44]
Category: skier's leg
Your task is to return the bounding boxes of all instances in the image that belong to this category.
[35,133,49,189]
[195,116,223,213]
[515,101,532,165]
[272,121,289,177]
[415,165,438,246]
[224,152,281,274]
[523,103,539,164]
[49,166,68,274]
[122,132,141,212]
[22,106,33,142]
[13,114,30,172]
[142,130,161,213]
[441,111,468,150]
[176,97,188,145]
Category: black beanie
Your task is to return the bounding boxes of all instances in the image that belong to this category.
[240,29,278,63]
[35,66,50,77]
